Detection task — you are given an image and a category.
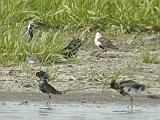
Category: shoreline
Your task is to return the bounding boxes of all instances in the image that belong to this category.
[0,90,160,106]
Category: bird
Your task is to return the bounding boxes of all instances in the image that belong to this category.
[27,52,39,65]
[63,37,88,58]
[110,80,145,110]
[26,52,39,75]
[36,70,62,107]
[94,32,118,50]
[26,21,35,42]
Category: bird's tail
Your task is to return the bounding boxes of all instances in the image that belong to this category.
[110,44,119,49]
[50,86,62,94]
[54,89,62,94]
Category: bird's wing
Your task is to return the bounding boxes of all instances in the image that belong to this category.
[99,37,118,49]
[121,83,145,96]
[44,83,62,94]
[132,84,145,91]
[64,37,82,57]
[121,80,136,86]
[98,37,111,46]
[40,85,49,94]
[65,37,81,50]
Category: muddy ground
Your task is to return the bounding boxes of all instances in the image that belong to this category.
[0,34,160,105]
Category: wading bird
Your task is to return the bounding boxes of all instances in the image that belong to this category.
[94,32,118,50]
[110,80,145,110]
[36,71,62,107]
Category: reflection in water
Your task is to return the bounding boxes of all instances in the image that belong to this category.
[113,109,141,114]
[39,107,53,116]
[0,102,159,120]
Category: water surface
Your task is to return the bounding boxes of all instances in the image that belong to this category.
[0,102,159,120]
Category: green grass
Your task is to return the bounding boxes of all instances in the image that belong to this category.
[146,83,152,88]
[0,0,160,66]
[124,60,142,71]
[141,46,160,64]
[1,0,160,32]
[96,71,122,86]
[0,27,68,66]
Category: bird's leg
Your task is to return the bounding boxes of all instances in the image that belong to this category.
[130,96,133,111]
[47,95,51,108]
[99,49,108,58]
[127,95,133,111]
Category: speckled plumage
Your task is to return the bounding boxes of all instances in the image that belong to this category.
[63,37,87,58]
[110,80,145,110]
[111,80,145,96]
[36,71,62,95]
[94,32,118,50]
[26,22,34,42]
[36,71,62,107]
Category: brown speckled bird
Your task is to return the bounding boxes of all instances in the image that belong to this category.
[94,32,118,50]
[36,71,62,107]
[110,80,145,110]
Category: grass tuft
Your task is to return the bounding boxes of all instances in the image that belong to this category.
[140,46,160,64]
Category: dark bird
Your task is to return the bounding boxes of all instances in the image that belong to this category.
[110,80,145,110]
[36,70,62,107]
[26,22,35,42]
[94,32,118,50]
[63,37,88,58]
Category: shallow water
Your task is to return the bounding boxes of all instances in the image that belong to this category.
[0,102,159,120]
